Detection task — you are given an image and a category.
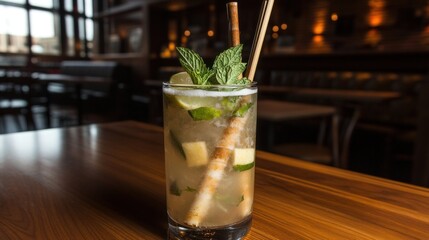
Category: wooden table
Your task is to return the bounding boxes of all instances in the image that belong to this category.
[34,73,111,126]
[259,86,401,103]
[258,99,336,122]
[257,100,339,161]
[1,121,428,239]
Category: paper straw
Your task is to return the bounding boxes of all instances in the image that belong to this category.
[245,0,274,80]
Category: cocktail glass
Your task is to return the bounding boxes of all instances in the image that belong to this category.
[163,82,257,239]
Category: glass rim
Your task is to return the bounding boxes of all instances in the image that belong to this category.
[162,82,257,89]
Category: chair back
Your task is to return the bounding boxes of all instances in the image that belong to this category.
[0,73,35,133]
[0,75,33,113]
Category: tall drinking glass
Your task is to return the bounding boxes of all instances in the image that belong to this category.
[163,83,257,239]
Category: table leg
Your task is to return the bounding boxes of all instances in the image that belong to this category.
[340,108,360,169]
[44,83,51,128]
[76,84,83,125]
[267,122,275,151]
[413,80,429,187]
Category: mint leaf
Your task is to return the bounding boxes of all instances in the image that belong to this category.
[169,130,185,159]
[215,62,246,85]
[213,44,243,70]
[176,47,211,85]
[201,69,215,85]
[212,45,248,85]
[184,186,197,193]
[188,107,222,121]
[170,181,182,196]
[237,195,244,206]
[221,96,240,112]
[236,77,252,85]
[234,102,254,117]
[176,45,249,86]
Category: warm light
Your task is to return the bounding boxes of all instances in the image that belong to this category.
[367,0,385,27]
[365,29,382,46]
[312,6,327,35]
[313,24,324,35]
[160,47,171,58]
[168,20,178,41]
[272,33,279,39]
[168,42,175,51]
[331,13,338,21]
[184,30,191,37]
[368,12,383,27]
[369,0,385,8]
[313,35,323,43]
[207,30,214,37]
[272,25,279,32]
[181,36,188,46]
[281,23,288,30]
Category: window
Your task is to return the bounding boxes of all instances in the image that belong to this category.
[86,19,94,55]
[78,0,94,56]
[0,5,28,53]
[30,10,60,55]
[1,0,25,4]
[0,0,94,58]
[85,0,93,17]
[29,0,53,9]
[78,0,84,14]
[66,15,75,56]
[64,0,73,12]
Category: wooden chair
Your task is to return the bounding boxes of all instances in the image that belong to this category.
[271,107,360,168]
[0,76,35,133]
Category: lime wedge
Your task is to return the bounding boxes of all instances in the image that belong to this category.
[188,107,222,121]
[168,72,218,110]
[170,72,193,84]
[174,95,218,110]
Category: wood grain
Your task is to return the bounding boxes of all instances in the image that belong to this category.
[0,121,428,239]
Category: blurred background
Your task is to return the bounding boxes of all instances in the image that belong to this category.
[0,0,428,186]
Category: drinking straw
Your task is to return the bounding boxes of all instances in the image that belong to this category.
[227,2,240,47]
[245,0,274,80]
[185,0,274,227]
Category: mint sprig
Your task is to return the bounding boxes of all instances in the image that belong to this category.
[176,47,214,85]
[176,45,250,85]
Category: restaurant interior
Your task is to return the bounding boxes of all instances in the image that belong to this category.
[1,0,428,188]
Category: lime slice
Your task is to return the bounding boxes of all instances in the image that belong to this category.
[188,107,222,121]
[174,95,218,110]
[168,72,218,110]
[170,71,193,84]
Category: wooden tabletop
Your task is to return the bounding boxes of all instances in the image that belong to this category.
[1,121,428,239]
[259,86,401,103]
[258,99,336,122]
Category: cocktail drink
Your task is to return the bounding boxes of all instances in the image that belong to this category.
[163,83,257,239]
[163,45,257,239]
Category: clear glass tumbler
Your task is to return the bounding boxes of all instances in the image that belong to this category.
[163,83,257,239]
